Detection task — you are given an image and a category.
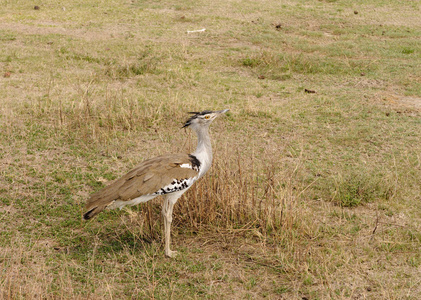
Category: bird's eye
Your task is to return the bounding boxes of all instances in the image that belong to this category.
[204,115,210,119]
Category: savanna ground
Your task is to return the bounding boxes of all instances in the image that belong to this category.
[1,0,420,299]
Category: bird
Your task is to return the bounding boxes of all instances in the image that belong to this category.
[83,109,229,257]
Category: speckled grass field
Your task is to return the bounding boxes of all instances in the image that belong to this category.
[1,0,420,298]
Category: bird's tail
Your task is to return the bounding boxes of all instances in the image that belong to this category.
[83,198,115,220]
[83,205,106,220]
[83,181,121,220]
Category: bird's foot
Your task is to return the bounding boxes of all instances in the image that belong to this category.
[165,249,178,258]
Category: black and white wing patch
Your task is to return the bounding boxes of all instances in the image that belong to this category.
[153,177,197,195]
[153,154,201,195]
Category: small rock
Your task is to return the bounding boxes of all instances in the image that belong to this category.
[354,10,358,14]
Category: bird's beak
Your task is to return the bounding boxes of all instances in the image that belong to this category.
[216,109,229,115]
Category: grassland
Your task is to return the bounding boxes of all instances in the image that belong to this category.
[1,0,420,299]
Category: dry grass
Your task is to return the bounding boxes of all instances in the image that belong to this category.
[1,0,421,299]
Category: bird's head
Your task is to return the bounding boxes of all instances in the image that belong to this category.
[182,109,229,129]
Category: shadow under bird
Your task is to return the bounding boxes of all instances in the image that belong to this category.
[83,109,229,257]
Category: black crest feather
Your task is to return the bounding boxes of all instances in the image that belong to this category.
[182,110,213,128]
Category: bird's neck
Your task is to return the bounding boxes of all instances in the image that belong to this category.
[192,125,212,178]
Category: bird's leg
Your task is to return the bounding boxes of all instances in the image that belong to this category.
[162,195,178,258]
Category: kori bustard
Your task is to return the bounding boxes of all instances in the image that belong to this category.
[83,109,229,257]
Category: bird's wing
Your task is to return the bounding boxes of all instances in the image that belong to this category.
[85,153,199,209]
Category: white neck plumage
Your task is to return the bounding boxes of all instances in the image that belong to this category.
[191,125,213,178]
